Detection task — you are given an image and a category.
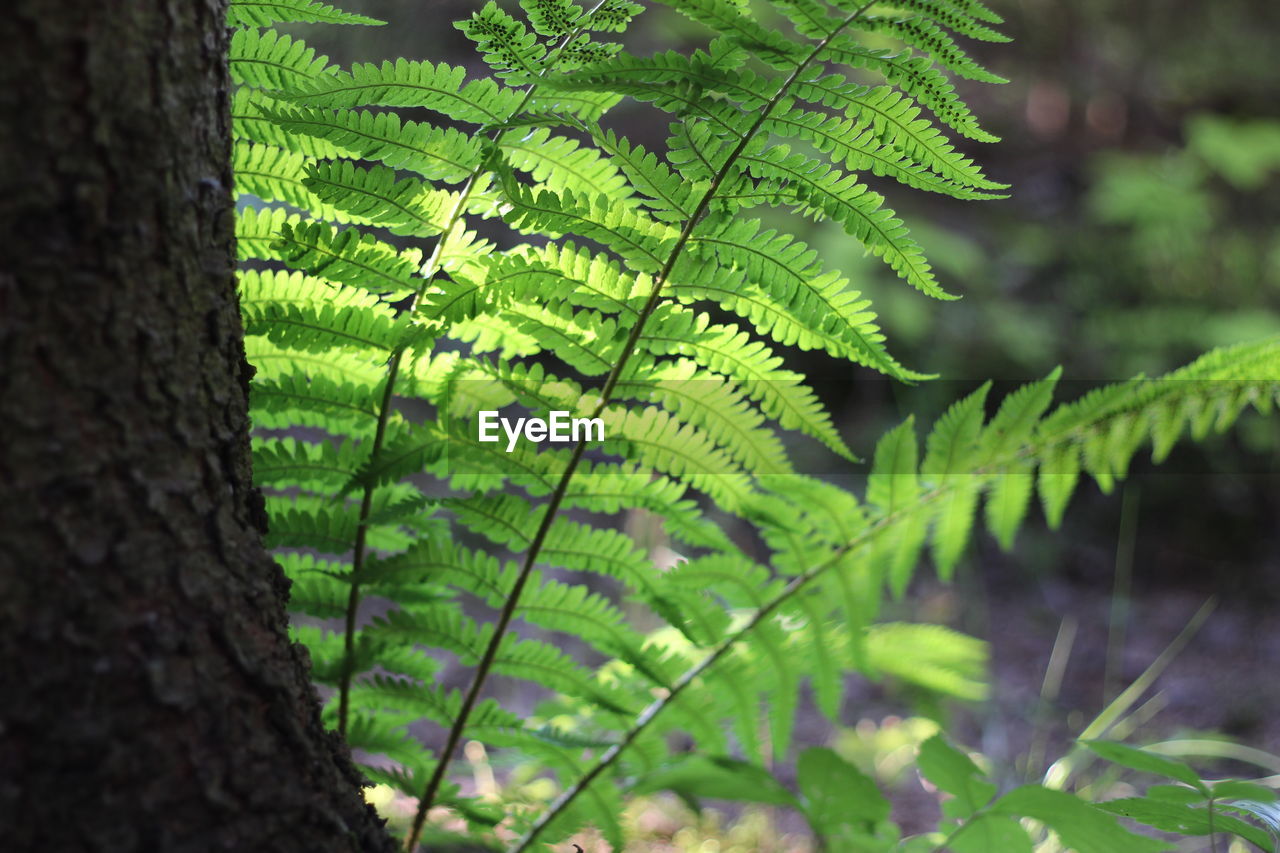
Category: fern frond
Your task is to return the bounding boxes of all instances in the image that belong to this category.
[500,127,632,201]
[587,128,699,221]
[302,161,459,237]
[498,301,625,376]
[526,89,623,121]
[270,220,422,297]
[921,383,989,577]
[229,27,334,91]
[248,364,384,433]
[774,81,1006,190]
[459,2,548,81]
[225,4,1092,848]
[543,46,766,108]
[262,106,485,183]
[820,43,998,141]
[232,141,366,223]
[579,0,645,32]
[278,555,353,619]
[227,0,385,28]
[639,305,852,459]
[850,14,1008,83]
[589,405,754,512]
[264,494,411,555]
[649,0,803,68]
[520,0,584,36]
[880,0,1008,42]
[740,145,948,298]
[235,206,303,261]
[767,0,843,40]
[498,180,674,272]
[867,419,929,596]
[252,435,364,491]
[282,59,525,124]
[683,216,920,378]
[233,88,355,159]
[238,269,407,354]
[767,105,1004,199]
[247,332,385,383]
[616,360,794,477]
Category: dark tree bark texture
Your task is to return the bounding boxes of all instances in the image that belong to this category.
[0,3,395,850]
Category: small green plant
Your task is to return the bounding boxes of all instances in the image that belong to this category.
[226,0,1280,849]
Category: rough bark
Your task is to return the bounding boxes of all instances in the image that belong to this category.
[0,3,396,850]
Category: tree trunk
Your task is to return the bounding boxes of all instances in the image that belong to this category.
[0,3,395,850]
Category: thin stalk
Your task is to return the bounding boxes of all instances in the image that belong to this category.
[1025,615,1077,779]
[408,5,878,846]
[336,355,400,737]
[1103,483,1139,702]
[336,170,485,739]
[1207,795,1219,853]
[335,3,610,743]
[391,11,622,846]
[1079,596,1215,743]
[1042,596,1216,792]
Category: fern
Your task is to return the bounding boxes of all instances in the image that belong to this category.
[227,2,1280,851]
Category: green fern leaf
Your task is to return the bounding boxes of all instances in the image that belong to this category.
[500,127,632,200]
[602,405,757,512]
[498,179,673,272]
[587,128,699,221]
[684,216,922,378]
[876,0,1009,43]
[779,80,1006,189]
[459,2,548,81]
[227,0,385,28]
[232,141,366,223]
[640,304,855,458]
[238,269,406,354]
[740,145,949,299]
[616,360,793,476]
[229,27,334,91]
[302,161,459,237]
[818,43,998,142]
[1037,441,1081,530]
[282,58,525,124]
[868,418,929,596]
[263,106,485,183]
[851,14,1008,84]
[922,383,990,576]
[233,88,355,159]
[649,0,803,68]
[271,220,422,297]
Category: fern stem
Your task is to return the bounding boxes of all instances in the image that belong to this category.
[406,4,880,843]
[407,439,595,846]
[594,2,878,406]
[394,9,619,847]
[336,354,400,738]
[508,369,1255,850]
[334,51,556,743]
[510,493,927,852]
[408,4,887,845]
[336,152,488,739]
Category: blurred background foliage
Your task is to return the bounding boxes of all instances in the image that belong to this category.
[274,0,1279,844]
